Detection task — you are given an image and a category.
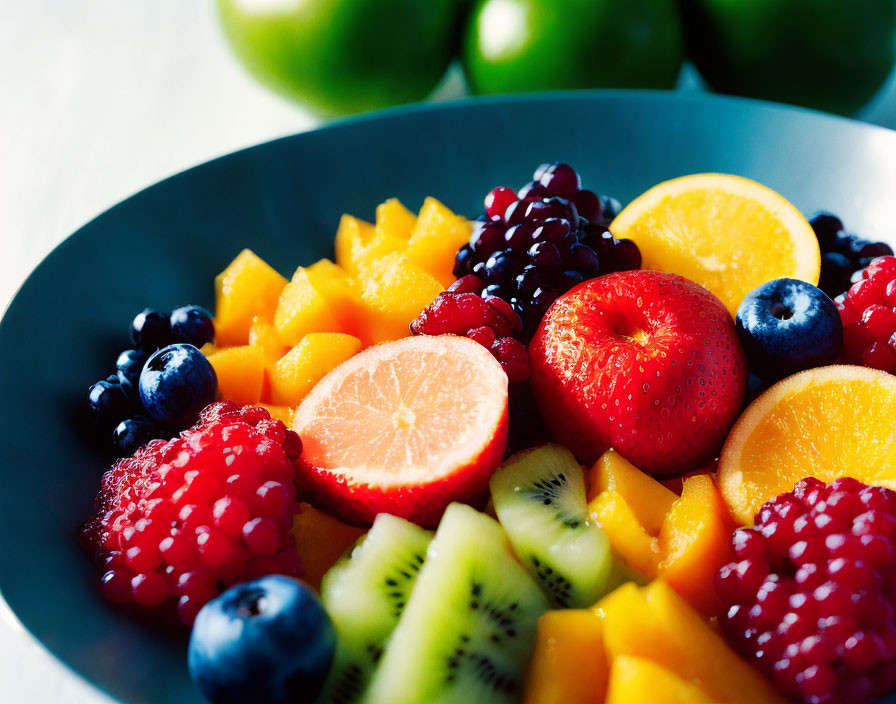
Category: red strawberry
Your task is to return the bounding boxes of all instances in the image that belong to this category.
[530,270,746,477]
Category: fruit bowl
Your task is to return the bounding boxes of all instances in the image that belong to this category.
[2,91,896,704]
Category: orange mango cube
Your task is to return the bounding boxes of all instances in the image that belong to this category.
[334,214,375,276]
[598,581,785,704]
[524,609,608,704]
[258,404,295,426]
[205,345,266,405]
[588,449,678,534]
[335,214,405,276]
[292,502,366,590]
[589,490,661,579]
[269,332,361,406]
[659,474,737,617]
[357,252,444,344]
[405,197,473,287]
[605,656,723,704]
[249,316,287,363]
[214,249,287,346]
[375,198,417,240]
[273,266,360,347]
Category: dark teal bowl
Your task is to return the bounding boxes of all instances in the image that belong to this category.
[2,92,896,704]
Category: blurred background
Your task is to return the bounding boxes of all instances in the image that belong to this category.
[1,0,896,700]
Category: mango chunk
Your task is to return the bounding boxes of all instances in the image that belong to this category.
[524,609,608,704]
[659,474,736,617]
[269,332,361,406]
[292,502,366,591]
[375,198,417,240]
[605,656,723,704]
[588,449,677,534]
[205,345,266,404]
[249,316,287,363]
[598,581,785,704]
[405,197,472,287]
[589,490,661,579]
[273,267,358,347]
[258,404,295,426]
[335,214,405,276]
[334,214,375,275]
[214,249,287,346]
[357,252,444,344]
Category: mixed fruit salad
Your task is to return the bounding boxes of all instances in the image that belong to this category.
[81,163,896,704]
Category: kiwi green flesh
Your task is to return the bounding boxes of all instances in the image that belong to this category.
[489,444,620,608]
[362,503,549,704]
[318,514,433,704]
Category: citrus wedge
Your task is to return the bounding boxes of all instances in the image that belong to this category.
[718,365,896,524]
[292,335,508,526]
[610,173,820,315]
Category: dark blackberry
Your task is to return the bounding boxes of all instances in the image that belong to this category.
[452,162,640,340]
[809,212,893,298]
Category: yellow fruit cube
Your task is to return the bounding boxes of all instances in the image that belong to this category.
[334,214,375,274]
[598,581,785,704]
[589,490,661,579]
[258,404,295,426]
[249,316,287,363]
[524,609,608,704]
[214,249,287,346]
[375,198,417,240]
[334,214,406,276]
[405,197,472,287]
[206,345,266,405]
[269,332,361,406]
[605,656,722,704]
[357,252,445,344]
[588,450,678,534]
[292,503,366,590]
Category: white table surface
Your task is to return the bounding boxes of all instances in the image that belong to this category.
[3,2,896,702]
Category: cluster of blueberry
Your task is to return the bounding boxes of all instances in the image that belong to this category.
[810,213,893,298]
[87,306,217,454]
[453,163,641,339]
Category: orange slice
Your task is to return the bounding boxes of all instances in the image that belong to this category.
[718,365,896,524]
[610,173,820,316]
[292,335,508,526]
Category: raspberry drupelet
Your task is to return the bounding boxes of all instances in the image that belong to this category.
[81,402,303,625]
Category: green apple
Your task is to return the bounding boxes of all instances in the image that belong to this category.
[462,0,684,94]
[217,0,460,116]
[681,0,896,115]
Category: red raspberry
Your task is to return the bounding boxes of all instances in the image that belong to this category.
[81,401,303,625]
[409,290,516,338]
[836,256,896,373]
[716,477,896,704]
[410,290,529,382]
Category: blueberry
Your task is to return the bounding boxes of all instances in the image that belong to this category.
[188,575,335,704]
[130,308,171,351]
[453,245,474,278]
[818,252,854,298]
[736,279,843,382]
[116,348,147,383]
[599,195,622,225]
[139,344,217,427]
[112,417,159,455]
[88,380,132,424]
[743,373,766,407]
[808,212,844,250]
[484,251,515,284]
[170,305,215,347]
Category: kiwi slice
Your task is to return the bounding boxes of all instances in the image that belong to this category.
[363,502,549,704]
[489,443,625,608]
[318,513,433,704]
